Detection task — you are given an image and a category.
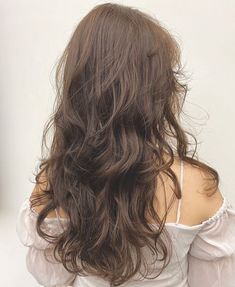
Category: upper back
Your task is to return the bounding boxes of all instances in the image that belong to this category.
[147,156,224,227]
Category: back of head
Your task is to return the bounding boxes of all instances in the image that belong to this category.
[31,3,219,286]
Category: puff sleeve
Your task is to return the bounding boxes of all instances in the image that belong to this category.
[16,197,76,287]
[188,197,235,287]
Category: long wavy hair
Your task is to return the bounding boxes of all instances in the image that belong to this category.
[30,2,219,286]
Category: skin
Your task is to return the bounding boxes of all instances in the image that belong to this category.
[30,173,69,219]
[30,154,224,226]
[147,156,224,226]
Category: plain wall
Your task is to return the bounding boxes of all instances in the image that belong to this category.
[0,0,234,286]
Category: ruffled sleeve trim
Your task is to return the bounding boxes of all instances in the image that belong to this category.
[199,196,234,226]
[188,197,235,286]
[188,196,235,260]
[161,196,234,231]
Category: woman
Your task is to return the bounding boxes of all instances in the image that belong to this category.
[16,2,235,287]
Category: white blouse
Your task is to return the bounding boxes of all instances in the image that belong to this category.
[16,195,235,287]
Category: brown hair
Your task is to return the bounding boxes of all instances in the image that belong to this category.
[30,2,219,286]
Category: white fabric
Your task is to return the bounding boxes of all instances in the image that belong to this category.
[16,161,235,287]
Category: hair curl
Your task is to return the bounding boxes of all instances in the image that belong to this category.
[30,3,219,286]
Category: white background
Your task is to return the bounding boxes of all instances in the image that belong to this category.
[0,0,234,286]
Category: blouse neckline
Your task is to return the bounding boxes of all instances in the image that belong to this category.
[27,195,230,230]
[148,196,230,230]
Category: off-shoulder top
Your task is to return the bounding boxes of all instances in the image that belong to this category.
[16,160,235,287]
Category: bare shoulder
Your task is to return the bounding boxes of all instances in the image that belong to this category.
[182,160,224,224]
[30,170,69,219]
